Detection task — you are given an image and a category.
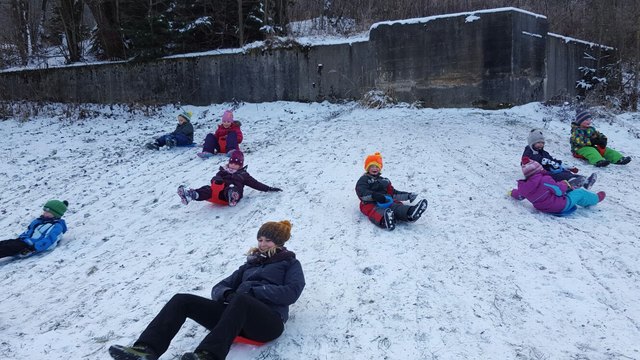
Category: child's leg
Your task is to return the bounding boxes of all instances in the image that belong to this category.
[202,134,220,153]
[155,134,171,147]
[225,132,239,153]
[0,239,31,259]
[602,147,624,163]
[566,189,600,207]
[390,203,411,222]
[173,133,191,146]
[360,203,385,228]
[576,147,605,165]
[193,186,213,201]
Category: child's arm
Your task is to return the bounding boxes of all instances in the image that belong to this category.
[235,127,243,143]
[24,222,65,252]
[509,188,524,200]
[214,125,226,138]
[243,173,277,192]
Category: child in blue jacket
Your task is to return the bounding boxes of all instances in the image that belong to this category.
[0,200,68,259]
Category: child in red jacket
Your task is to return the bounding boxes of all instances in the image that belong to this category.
[179,150,281,207]
[355,152,428,230]
[197,110,243,158]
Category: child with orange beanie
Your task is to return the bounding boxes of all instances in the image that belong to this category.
[355,152,428,230]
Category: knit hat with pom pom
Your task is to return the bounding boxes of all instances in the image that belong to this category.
[257,220,292,246]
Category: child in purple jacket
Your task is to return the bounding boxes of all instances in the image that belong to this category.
[177,150,282,207]
[509,157,605,215]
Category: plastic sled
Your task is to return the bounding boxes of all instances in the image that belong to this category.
[207,181,230,206]
[551,205,577,217]
[376,195,394,209]
[572,145,605,160]
[234,336,266,346]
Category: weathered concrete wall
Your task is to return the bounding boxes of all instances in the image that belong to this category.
[0,8,613,108]
[370,10,547,107]
[0,41,375,105]
[545,34,617,101]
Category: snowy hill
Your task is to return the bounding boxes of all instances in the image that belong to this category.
[0,101,639,360]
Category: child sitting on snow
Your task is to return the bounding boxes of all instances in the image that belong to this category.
[146,110,194,150]
[197,110,243,158]
[523,129,596,189]
[355,152,428,230]
[178,150,281,207]
[570,109,631,167]
[0,200,68,259]
[509,157,604,215]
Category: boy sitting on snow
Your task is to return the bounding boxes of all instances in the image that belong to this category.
[146,110,194,150]
[570,109,631,167]
[523,129,596,189]
[0,200,68,259]
[355,152,428,230]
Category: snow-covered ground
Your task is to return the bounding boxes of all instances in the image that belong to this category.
[0,101,639,360]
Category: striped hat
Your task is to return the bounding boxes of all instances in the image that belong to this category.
[521,158,543,178]
[575,110,592,126]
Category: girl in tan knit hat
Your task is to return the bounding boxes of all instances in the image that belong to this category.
[109,220,305,360]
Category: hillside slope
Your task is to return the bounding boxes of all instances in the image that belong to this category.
[0,102,638,360]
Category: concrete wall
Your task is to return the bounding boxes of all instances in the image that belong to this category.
[0,8,614,108]
[545,33,617,102]
[369,10,547,107]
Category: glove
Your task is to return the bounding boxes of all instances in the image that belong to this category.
[372,193,388,203]
[269,187,282,192]
[408,193,418,202]
[598,134,607,148]
[223,290,236,303]
[236,282,256,295]
[507,190,512,197]
[568,167,579,174]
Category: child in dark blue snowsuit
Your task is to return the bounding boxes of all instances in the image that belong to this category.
[0,200,68,259]
[522,129,596,189]
[146,111,194,150]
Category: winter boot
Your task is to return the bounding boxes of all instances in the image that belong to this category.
[381,208,395,230]
[227,186,240,207]
[584,173,597,190]
[181,350,214,360]
[145,142,159,150]
[177,185,197,205]
[594,160,610,167]
[616,156,631,165]
[407,199,428,222]
[568,177,586,189]
[597,191,606,202]
[197,151,215,159]
[108,344,158,360]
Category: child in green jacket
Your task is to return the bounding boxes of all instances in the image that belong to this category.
[570,110,631,167]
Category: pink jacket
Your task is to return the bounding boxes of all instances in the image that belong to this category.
[511,172,569,213]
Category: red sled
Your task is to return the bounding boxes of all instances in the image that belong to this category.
[206,181,229,206]
[573,145,605,160]
[233,336,266,346]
